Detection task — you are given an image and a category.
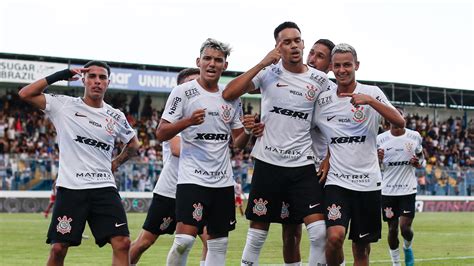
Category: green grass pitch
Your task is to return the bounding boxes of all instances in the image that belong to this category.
[1,212,473,265]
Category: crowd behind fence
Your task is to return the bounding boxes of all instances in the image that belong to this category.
[1,156,473,197]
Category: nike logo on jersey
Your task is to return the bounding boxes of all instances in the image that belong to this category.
[359,233,370,238]
[327,115,336,121]
[387,147,393,151]
[230,220,236,225]
[115,222,126,227]
[75,112,87,117]
[276,83,288,87]
[403,210,411,214]
[309,203,320,209]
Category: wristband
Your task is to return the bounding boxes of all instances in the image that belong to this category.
[45,69,75,85]
[244,128,252,135]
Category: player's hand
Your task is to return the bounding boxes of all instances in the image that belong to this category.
[259,42,282,67]
[377,148,384,163]
[69,68,90,81]
[189,109,206,125]
[410,155,421,168]
[241,114,257,133]
[252,122,265,137]
[340,92,373,107]
[317,156,330,184]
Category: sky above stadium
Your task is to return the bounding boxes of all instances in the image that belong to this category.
[0,0,472,90]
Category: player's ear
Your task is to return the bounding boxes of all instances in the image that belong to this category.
[196,57,200,68]
[355,61,360,71]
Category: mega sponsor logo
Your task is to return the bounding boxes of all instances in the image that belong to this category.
[89,121,102,128]
[290,90,302,96]
[330,136,366,144]
[269,106,309,120]
[76,172,113,181]
[388,161,411,166]
[185,87,200,99]
[194,133,229,141]
[265,145,302,158]
[74,136,112,151]
[168,97,182,115]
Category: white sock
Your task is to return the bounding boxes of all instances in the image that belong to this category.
[389,248,401,266]
[284,262,302,266]
[205,237,229,266]
[307,220,327,265]
[403,238,412,249]
[241,228,268,266]
[166,234,196,266]
[340,260,346,266]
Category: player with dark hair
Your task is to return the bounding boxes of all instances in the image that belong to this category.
[224,22,330,265]
[19,60,139,266]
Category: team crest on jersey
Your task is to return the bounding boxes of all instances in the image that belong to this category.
[327,204,342,220]
[351,106,367,123]
[192,203,203,221]
[105,118,115,135]
[384,207,394,219]
[159,217,173,231]
[280,202,290,219]
[56,215,73,235]
[305,84,318,101]
[405,142,414,153]
[253,198,268,216]
[221,105,232,122]
[271,66,282,75]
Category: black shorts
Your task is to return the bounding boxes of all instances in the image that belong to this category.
[382,193,416,221]
[176,184,235,236]
[324,185,381,243]
[143,193,177,235]
[47,187,129,247]
[245,159,324,224]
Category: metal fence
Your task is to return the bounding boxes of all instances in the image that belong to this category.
[0,157,472,196]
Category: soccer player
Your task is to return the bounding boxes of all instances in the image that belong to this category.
[156,38,255,265]
[223,22,330,266]
[129,68,210,265]
[235,179,245,216]
[18,61,140,266]
[313,43,404,266]
[43,179,57,218]
[377,108,424,266]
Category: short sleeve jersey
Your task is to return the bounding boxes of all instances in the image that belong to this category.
[314,83,394,191]
[377,129,423,195]
[310,79,337,164]
[153,133,181,198]
[161,80,242,188]
[251,61,329,167]
[43,94,135,189]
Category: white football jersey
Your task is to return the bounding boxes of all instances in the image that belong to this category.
[161,80,242,188]
[314,82,394,191]
[311,79,337,166]
[153,133,180,198]
[44,94,135,189]
[377,129,422,195]
[251,61,329,167]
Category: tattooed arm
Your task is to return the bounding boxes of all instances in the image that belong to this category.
[112,135,140,172]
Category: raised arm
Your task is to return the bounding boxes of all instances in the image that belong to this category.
[222,43,282,101]
[111,135,140,172]
[18,68,85,110]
